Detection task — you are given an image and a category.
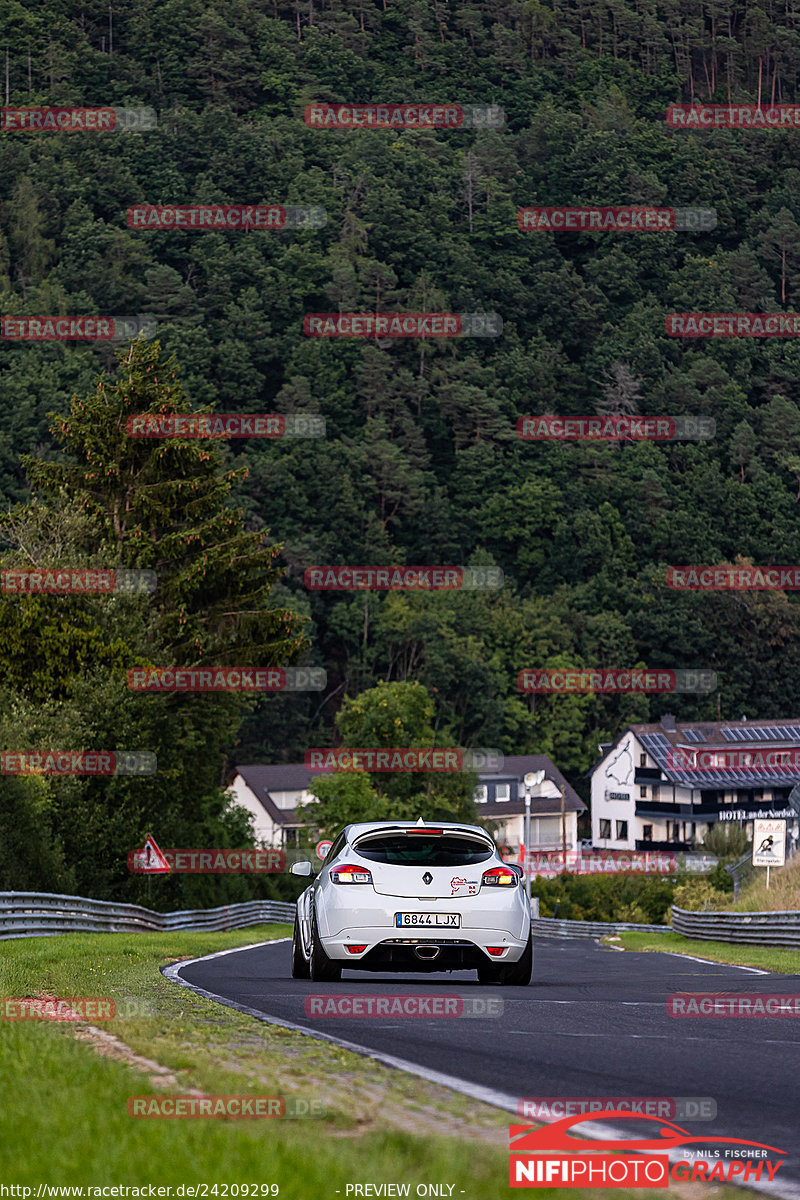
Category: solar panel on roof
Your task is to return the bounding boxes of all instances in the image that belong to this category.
[684,729,706,743]
[722,724,800,742]
[641,732,672,750]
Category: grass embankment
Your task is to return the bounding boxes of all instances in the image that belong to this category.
[608,930,800,973]
[1,925,514,1194]
[722,853,800,912]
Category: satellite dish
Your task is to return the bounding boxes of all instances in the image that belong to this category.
[524,770,545,788]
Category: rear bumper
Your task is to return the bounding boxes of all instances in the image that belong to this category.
[321,926,530,966]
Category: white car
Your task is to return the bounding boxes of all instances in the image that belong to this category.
[289,819,532,985]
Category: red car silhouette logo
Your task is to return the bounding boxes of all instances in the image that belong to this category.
[510,1112,785,1155]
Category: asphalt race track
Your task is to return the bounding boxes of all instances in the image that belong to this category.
[165,937,800,1197]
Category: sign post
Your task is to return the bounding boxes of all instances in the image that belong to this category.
[523,771,546,902]
[752,818,786,889]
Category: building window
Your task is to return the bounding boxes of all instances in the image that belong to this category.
[640,753,647,767]
[642,825,653,841]
[599,819,611,839]
[652,785,659,800]
[616,820,628,840]
[670,822,680,840]
[475,785,488,804]
[639,785,647,798]
[495,783,510,802]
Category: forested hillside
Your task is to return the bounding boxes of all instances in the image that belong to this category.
[3,0,800,795]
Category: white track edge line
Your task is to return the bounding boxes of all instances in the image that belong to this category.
[597,937,773,975]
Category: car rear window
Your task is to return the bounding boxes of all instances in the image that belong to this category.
[352,833,494,866]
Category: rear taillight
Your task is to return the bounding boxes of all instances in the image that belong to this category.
[486,946,507,956]
[345,945,367,954]
[330,863,373,885]
[482,866,518,887]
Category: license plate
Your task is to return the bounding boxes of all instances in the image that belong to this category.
[395,912,461,928]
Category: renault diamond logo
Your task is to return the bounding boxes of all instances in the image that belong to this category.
[422,871,433,885]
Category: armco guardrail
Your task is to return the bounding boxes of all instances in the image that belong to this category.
[671,905,800,948]
[0,892,295,940]
[531,916,668,938]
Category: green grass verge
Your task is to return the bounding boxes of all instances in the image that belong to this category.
[0,925,763,1200]
[2,925,516,1195]
[607,930,800,972]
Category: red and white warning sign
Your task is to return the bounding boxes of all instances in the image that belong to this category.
[129,835,171,873]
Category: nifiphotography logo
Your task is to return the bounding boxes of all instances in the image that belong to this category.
[508,1111,785,1187]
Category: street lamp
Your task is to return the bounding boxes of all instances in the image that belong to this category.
[523,770,546,903]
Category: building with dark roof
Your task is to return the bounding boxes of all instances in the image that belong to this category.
[228,754,585,854]
[590,714,800,852]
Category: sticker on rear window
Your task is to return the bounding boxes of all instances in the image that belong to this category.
[450,876,478,896]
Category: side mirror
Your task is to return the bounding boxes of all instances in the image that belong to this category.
[289,860,313,877]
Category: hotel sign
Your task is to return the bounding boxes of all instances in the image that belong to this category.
[718,806,794,822]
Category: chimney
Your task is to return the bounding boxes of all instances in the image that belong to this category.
[660,713,676,732]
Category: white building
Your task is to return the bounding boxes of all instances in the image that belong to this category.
[591,714,800,851]
[228,753,585,856]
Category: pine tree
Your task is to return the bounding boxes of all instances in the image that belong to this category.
[23,338,308,667]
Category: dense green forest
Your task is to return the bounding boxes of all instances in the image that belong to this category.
[3,0,800,896]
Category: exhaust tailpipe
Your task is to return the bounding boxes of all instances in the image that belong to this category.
[414,945,440,960]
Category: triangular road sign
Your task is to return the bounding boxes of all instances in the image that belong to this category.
[133,835,171,873]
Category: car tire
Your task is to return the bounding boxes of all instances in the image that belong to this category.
[476,961,501,984]
[498,931,533,985]
[291,910,310,979]
[309,909,342,982]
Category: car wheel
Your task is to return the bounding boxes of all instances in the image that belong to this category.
[291,910,310,979]
[476,960,501,984]
[309,909,342,982]
[498,932,533,986]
